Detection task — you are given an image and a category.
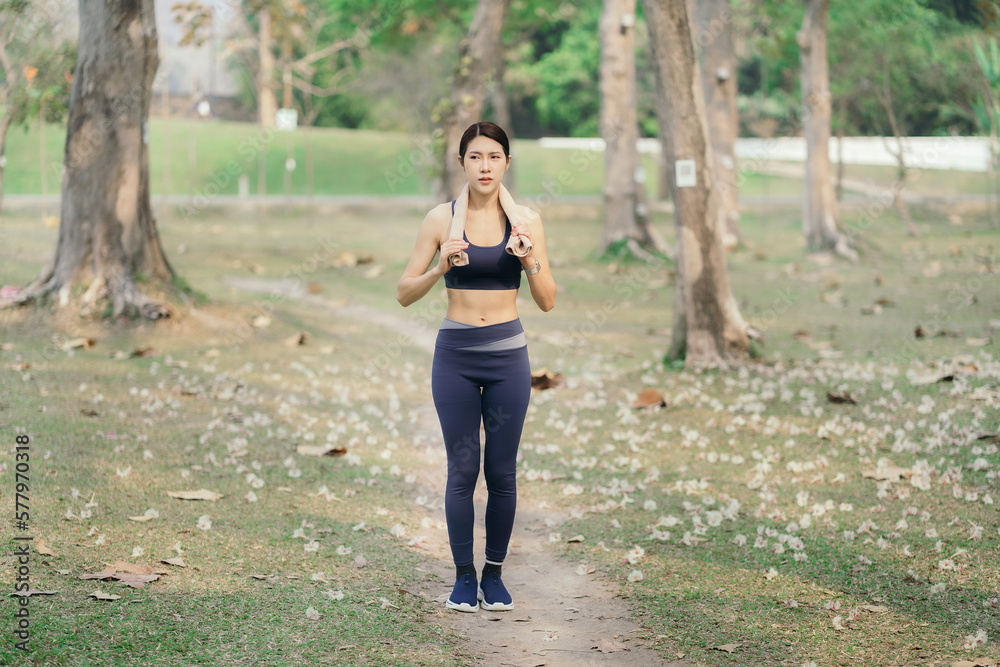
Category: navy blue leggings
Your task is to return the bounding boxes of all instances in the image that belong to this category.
[431,319,531,566]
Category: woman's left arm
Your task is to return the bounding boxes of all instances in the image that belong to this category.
[518,207,556,312]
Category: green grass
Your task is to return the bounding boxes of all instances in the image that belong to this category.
[0,119,862,199]
[1,175,999,666]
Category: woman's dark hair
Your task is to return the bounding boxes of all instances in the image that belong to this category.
[458,121,510,162]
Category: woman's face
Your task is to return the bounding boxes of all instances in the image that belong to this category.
[461,135,510,196]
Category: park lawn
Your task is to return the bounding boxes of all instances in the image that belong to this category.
[0,215,469,666]
[2,194,999,666]
[4,119,819,199]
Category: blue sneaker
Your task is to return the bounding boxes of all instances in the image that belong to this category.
[478,571,513,611]
[446,573,479,612]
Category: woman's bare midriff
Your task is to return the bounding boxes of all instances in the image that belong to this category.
[445,288,519,325]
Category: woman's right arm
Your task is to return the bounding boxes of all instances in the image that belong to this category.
[396,206,467,307]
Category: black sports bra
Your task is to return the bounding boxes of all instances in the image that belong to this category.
[444,200,523,290]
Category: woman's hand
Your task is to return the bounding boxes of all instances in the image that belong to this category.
[438,238,469,274]
[512,221,535,266]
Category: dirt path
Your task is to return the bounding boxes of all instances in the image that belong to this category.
[223,278,674,665]
[407,405,675,667]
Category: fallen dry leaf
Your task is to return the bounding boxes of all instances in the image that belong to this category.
[129,514,155,522]
[160,557,187,568]
[632,388,667,409]
[284,332,310,347]
[59,337,96,351]
[115,573,161,588]
[504,658,546,667]
[89,589,121,601]
[354,555,367,568]
[826,391,858,405]
[566,535,585,543]
[36,539,55,556]
[712,643,741,653]
[112,347,153,360]
[862,605,889,613]
[966,337,991,347]
[531,368,564,390]
[793,330,812,341]
[592,639,628,653]
[296,444,347,457]
[108,562,154,575]
[951,660,998,667]
[167,489,223,501]
[972,430,999,441]
[910,372,954,385]
[80,561,161,588]
[9,589,59,597]
[862,466,911,481]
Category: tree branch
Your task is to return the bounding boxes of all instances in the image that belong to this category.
[293,38,354,69]
[291,69,349,97]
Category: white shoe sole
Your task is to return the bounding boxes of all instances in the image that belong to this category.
[478,587,514,611]
[445,599,479,613]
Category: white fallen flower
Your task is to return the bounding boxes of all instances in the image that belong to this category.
[626,545,645,564]
[627,569,643,582]
[197,515,212,531]
[930,582,946,594]
[324,590,345,601]
[305,606,321,620]
[304,540,319,553]
[963,629,988,650]
[131,546,144,558]
[389,524,406,539]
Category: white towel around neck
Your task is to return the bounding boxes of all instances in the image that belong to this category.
[447,183,532,267]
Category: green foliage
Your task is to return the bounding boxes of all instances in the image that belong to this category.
[738,0,981,137]
[527,17,601,137]
[972,35,1000,146]
[0,4,76,129]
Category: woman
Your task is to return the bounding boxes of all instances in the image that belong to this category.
[397,122,556,612]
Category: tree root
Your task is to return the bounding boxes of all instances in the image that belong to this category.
[8,276,59,308]
[6,274,169,321]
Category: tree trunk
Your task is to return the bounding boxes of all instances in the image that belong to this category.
[798,0,856,260]
[492,52,515,195]
[599,0,641,252]
[281,35,293,110]
[694,0,742,250]
[435,0,511,202]
[258,9,278,128]
[0,113,12,214]
[835,99,846,201]
[642,0,749,366]
[876,60,920,238]
[12,0,173,319]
